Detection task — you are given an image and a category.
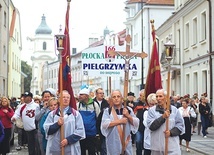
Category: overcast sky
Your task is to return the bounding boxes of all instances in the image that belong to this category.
[12,0,126,64]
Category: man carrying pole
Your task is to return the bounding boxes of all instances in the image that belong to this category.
[145,20,184,155]
[55,0,78,154]
[100,90,139,155]
[43,90,85,155]
[146,89,184,155]
[101,34,146,154]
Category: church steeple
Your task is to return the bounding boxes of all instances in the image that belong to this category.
[31,14,55,96]
[104,26,110,38]
[35,14,52,34]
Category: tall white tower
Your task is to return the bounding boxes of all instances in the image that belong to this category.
[30,14,56,95]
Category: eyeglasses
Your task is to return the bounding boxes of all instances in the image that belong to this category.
[112,95,121,99]
[98,92,104,95]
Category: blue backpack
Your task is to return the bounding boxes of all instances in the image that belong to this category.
[79,102,97,137]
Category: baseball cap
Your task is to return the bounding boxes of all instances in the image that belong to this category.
[24,91,33,98]
[45,88,57,97]
[79,88,90,95]
[127,92,135,97]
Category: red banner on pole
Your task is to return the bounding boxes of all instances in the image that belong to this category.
[58,2,77,110]
[145,20,162,100]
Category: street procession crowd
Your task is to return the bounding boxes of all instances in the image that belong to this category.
[0,87,213,155]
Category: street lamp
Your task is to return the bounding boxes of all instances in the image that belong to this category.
[55,27,65,55]
[164,36,175,155]
[165,38,175,62]
[54,28,65,155]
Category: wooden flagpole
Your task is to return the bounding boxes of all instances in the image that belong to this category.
[55,30,65,155]
[59,54,65,155]
[164,35,175,155]
[56,1,71,154]
[165,66,171,155]
[55,32,65,155]
[55,35,65,155]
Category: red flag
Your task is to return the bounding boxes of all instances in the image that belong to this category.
[58,2,77,110]
[145,20,162,100]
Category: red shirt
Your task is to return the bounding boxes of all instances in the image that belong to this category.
[0,107,14,128]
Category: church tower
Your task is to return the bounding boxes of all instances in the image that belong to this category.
[30,14,56,95]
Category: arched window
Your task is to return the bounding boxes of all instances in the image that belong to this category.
[43,42,47,50]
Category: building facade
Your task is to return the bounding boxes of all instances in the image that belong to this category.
[156,0,213,111]
[0,0,9,97]
[8,0,22,98]
[42,60,59,92]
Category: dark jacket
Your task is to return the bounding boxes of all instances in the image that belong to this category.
[134,100,148,133]
[94,98,109,140]
[94,97,109,111]
[199,103,210,117]
[171,101,181,109]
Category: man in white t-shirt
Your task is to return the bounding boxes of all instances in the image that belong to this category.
[12,92,40,155]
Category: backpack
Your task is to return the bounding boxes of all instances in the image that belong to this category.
[79,102,97,137]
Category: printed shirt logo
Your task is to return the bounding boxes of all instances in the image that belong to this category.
[26,109,35,118]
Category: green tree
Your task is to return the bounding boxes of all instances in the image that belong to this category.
[21,61,32,92]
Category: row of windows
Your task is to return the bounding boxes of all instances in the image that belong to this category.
[0,79,6,96]
[11,80,20,97]
[44,68,58,79]
[185,70,207,96]
[162,69,208,97]
[14,29,19,45]
[185,11,206,48]
[158,10,207,56]
[1,5,21,72]
[0,5,7,27]
[0,5,7,62]
[45,83,57,90]
[44,66,84,86]
[12,52,21,72]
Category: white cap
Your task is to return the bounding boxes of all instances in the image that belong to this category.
[79,88,90,95]
[46,88,56,97]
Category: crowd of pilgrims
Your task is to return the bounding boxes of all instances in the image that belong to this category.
[0,87,212,155]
